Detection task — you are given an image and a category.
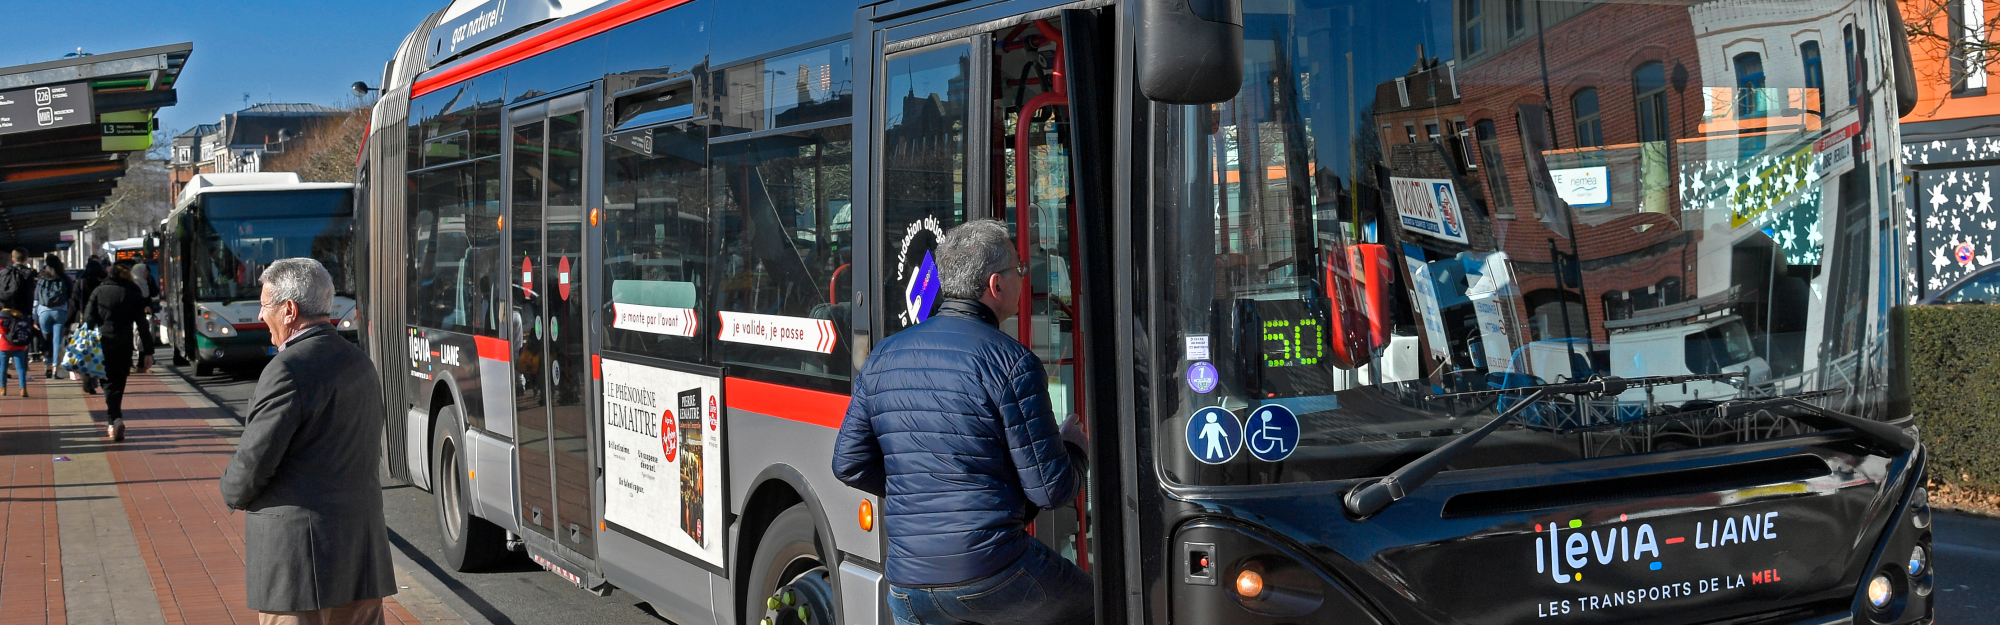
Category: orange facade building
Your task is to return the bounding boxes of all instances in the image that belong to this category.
[1901,0,2000,295]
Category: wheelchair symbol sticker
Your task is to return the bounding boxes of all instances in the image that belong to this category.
[1245,404,1299,462]
[1184,407,1241,465]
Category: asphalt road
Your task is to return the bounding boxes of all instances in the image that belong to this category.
[164,349,2000,624]
[162,352,674,625]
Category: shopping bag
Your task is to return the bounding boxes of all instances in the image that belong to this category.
[60,326,104,379]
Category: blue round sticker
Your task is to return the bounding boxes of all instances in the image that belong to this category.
[1185,407,1242,465]
[1245,404,1299,462]
[1186,361,1219,394]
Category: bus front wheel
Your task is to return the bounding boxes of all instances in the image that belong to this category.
[746,505,835,625]
[432,405,508,571]
[195,361,213,376]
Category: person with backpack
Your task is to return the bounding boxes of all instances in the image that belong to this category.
[34,254,73,378]
[0,250,41,313]
[0,306,39,397]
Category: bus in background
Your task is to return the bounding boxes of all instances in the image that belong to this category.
[358,1,1934,624]
[159,172,360,375]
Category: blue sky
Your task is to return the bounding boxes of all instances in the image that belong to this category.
[1,0,441,135]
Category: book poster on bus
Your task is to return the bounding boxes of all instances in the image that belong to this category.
[600,358,725,571]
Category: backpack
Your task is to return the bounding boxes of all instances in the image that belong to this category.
[3,313,37,347]
[37,277,70,309]
[0,267,27,307]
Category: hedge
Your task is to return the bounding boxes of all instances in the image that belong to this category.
[1900,304,2000,493]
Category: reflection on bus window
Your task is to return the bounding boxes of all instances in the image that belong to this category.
[196,190,355,302]
[711,124,853,382]
[408,160,503,334]
[604,123,708,361]
[1153,0,1903,487]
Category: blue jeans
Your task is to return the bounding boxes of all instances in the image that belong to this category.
[36,309,65,366]
[1,350,27,389]
[887,540,1093,625]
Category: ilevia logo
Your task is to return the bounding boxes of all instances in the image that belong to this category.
[1535,515,1661,584]
[1530,511,1786,617]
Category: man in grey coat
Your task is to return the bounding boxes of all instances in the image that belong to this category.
[220,258,395,625]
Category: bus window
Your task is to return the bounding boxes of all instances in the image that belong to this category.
[713,41,852,138]
[604,122,708,362]
[194,190,356,303]
[710,124,854,383]
[879,43,971,336]
[408,160,503,334]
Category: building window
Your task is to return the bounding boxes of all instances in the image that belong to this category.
[1506,0,1527,35]
[1801,41,1825,109]
[1425,122,1442,142]
[1844,25,1861,106]
[1475,119,1513,214]
[1461,0,1485,55]
[1734,52,1767,118]
[1952,0,1990,94]
[1633,62,1670,144]
[1572,88,1603,148]
[1406,122,1418,143]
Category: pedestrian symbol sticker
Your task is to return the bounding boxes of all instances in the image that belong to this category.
[1185,407,1241,464]
[1245,404,1299,462]
[1187,361,1218,394]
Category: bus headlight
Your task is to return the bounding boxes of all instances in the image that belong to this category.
[1908,546,1927,577]
[1866,574,1894,609]
[339,306,359,330]
[196,306,237,338]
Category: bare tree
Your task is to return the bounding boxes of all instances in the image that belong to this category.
[265,108,370,183]
[91,157,172,241]
[1904,0,2000,112]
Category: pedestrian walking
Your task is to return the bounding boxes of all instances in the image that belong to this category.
[0,306,37,397]
[219,258,394,625]
[83,264,153,440]
[832,220,1092,625]
[34,254,74,378]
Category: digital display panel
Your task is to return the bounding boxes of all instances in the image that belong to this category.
[1238,298,1337,399]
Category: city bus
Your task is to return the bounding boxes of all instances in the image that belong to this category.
[160,172,360,375]
[357,0,1936,623]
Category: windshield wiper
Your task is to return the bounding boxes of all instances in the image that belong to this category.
[1343,373,1744,519]
[1710,394,1916,454]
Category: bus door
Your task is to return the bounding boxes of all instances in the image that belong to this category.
[873,7,1117,573]
[506,92,598,564]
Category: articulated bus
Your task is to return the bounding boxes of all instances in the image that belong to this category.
[160,172,361,374]
[358,0,1936,623]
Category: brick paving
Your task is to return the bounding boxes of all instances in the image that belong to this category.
[0,369,430,624]
[0,385,62,625]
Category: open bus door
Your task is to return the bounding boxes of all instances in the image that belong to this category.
[867,5,1123,611]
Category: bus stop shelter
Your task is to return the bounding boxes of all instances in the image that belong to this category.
[0,43,191,253]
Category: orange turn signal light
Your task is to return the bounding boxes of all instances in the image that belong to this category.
[858,499,874,532]
[1234,569,1264,599]
[590,208,600,226]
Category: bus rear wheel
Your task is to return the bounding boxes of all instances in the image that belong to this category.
[433,405,508,571]
[746,505,834,625]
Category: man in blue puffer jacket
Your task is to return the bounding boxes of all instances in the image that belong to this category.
[833,220,1090,625]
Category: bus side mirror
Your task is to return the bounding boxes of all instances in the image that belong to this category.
[1136,0,1245,105]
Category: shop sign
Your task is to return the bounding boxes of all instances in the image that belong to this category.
[1813,122,1859,178]
[1389,176,1469,244]
[1549,166,1611,208]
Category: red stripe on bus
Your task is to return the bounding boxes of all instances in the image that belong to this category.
[592,354,601,380]
[725,377,849,429]
[232,322,269,331]
[474,335,510,362]
[410,0,699,98]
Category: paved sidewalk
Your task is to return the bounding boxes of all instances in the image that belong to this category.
[0,368,456,624]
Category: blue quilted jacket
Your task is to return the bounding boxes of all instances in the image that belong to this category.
[832,298,1078,587]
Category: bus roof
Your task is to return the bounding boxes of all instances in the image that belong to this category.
[176,172,354,209]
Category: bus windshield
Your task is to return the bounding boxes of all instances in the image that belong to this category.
[193,189,356,302]
[1155,0,1903,486]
